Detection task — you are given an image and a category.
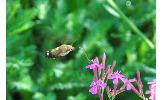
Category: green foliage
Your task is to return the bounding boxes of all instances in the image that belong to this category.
[7,0,155,100]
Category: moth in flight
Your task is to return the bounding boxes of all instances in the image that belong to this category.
[45,44,75,59]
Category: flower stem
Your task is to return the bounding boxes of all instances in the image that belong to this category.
[107,95,111,100]
[112,96,115,100]
[141,91,146,100]
[98,92,103,100]
[106,0,155,49]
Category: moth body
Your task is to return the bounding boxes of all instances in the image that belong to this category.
[45,44,75,58]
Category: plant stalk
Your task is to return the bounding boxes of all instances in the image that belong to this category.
[107,0,155,49]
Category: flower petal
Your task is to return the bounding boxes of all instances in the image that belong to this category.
[89,86,97,94]
[113,79,119,85]
[126,84,132,90]
[90,81,96,87]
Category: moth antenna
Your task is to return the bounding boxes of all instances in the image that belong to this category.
[79,47,92,63]
[70,39,78,46]
[70,34,81,46]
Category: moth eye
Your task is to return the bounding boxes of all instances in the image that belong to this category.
[46,51,49,53]
[45,51,51,58]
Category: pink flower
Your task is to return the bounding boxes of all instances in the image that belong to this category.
[108,71,126,85]
[146,80,156,100]
[89,80,106,94]
[86,57,102,69]
[123,78,137,90]
[120,71,144,97]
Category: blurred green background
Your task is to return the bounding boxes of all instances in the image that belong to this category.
[6,0,156,100]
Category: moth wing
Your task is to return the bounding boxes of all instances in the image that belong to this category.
[50,47,60,57]
[59,51,70,56]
